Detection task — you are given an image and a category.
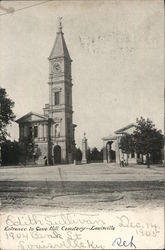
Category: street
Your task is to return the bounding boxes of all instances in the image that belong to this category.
[0,163,164,212]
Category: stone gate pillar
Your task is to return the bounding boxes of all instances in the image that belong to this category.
[107,141,113,163]
[81,133,88,164]
[107,143,110,163]
[103,143,107,163]
[115,137,120,164]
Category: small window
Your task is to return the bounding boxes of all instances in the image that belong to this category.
[54,92,60,105]
[34,126,38,138]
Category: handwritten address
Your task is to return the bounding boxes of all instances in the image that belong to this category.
[0,210,164,249]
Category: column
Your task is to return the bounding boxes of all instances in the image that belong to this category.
[107,144,110,163]
[119,149,123,162]
[103,142,107,163]
[24,126,28,137]
[50,124,54,137]
[38,124,42,139]
[19,125,22,140]
[20,125,24,140]
[81,133,88,164]
[31,125,34,140]
[52,124,55,138]
[44,124,47,138]
[107,142,113,163]
[42,124,44,138]
[49,85,52,106]
[62,147,66,164]
[115,139,120,164]
[22,125,24,138]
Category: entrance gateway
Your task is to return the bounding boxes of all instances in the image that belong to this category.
[54,145,61,164]
[102,124,141,164]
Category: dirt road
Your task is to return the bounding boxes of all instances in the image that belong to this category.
[0,163,164,211]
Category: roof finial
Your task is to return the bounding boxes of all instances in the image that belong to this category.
[58,16,63,32]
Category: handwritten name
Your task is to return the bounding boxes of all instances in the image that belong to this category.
[6,213,105,227]
[112,235,136,249]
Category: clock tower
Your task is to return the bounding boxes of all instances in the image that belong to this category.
[43,18,76,164]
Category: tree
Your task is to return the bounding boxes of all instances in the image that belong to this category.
[99,148,103,161]
[1,140,20,165]
[119,134,134,165]
[19,136,37,165]
[133,117,164,168]
[91,147,101,162]
[75,148,82,162]
[86,147,103,162]
[0,87,15,141]
[87,147,91,162]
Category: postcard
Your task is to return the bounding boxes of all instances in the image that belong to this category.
[0,0,164,249]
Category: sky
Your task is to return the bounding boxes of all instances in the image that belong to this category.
[0,0,164,149]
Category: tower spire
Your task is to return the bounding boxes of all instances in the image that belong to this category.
[49,17,71,61]
[58,17,63,33]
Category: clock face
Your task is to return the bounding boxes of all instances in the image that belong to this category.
[53,62,61,72]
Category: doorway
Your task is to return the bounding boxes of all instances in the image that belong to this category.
[54,145,61,164]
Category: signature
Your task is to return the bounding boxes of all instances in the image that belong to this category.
[6,213,105,227]
[112,235,136,249]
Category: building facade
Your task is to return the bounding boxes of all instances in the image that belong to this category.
[16,20,76,165]
[102,123,146,164]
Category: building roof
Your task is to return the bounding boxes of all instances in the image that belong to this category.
[16,112,48,123]
[114,123,136,134]
[102,123,136,141]
[48,22,71,61]
[102,133,117,141]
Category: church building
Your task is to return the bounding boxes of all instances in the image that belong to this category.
[16,20,76,165]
